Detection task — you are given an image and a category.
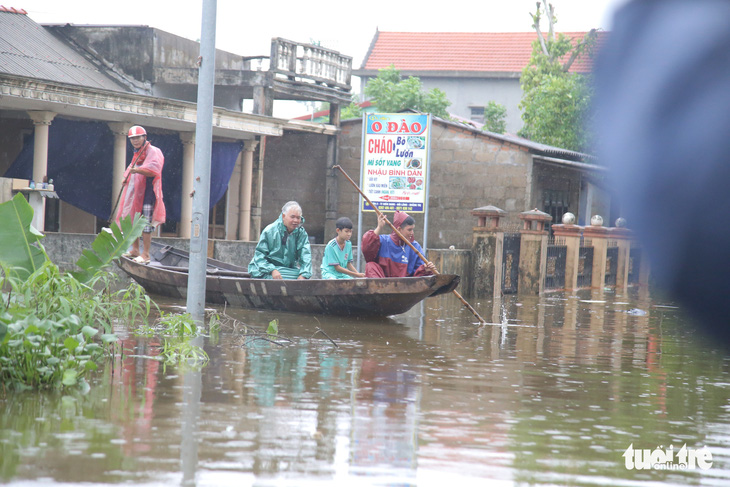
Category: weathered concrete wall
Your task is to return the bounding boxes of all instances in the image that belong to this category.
[45,25,249,110]
[261,133,329,243]
[428,248,472,296]
[46,26,246,84]
[471,232,499,297]
[518,233,547,295]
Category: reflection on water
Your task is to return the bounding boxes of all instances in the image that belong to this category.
[2,288,730,486]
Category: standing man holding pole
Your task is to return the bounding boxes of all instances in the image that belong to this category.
[116,125,166,264]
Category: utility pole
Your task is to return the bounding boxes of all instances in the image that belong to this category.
[186,0,217,322]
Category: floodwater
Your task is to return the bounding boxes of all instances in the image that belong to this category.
[2,287,730,486]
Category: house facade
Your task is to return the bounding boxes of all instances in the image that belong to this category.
[1,9,615,251]
[353,31,600,134]
[0,8,350,241]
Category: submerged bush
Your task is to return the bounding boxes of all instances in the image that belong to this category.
[0,262,154,392]
[0,196,152,393]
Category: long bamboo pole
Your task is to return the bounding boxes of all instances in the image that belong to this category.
[334,165,487,324]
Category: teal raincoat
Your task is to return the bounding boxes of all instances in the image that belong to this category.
[248,214,312,279]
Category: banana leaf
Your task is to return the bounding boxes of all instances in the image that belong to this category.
[71,214,147,283]
[0,193,48,279]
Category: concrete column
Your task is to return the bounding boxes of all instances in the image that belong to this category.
[107,122,130,221]
[638,250,651,288]
[179,132,195,238]
[611,226,633,292]
[470,205,506,299]
[518,208,551,295]
[551,223,583,291]
[238,139,258,241]
[324,103,341,240]
[583,216,610,289]
[251,137,266,239]
[28,111,56,231]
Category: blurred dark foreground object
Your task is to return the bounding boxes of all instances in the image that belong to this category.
[594,0,730,343]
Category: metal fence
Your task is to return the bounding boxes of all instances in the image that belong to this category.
[544,236,567,290]
[605,240,619,286]
[577,243,594,288]
[628,246,642,284]
[502,232,521,294]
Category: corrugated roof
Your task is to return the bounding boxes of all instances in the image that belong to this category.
[360,31,604,74]
[0,9,130,92]
[341,114,596,164]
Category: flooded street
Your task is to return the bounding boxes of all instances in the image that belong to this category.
[2,288,730,486]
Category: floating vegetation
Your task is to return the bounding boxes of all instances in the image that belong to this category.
[0,196,150,393]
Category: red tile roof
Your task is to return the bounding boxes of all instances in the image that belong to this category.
[0,6,27,14]
[360,31,604,74]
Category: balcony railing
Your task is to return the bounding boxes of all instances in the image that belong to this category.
[269,37,352,91]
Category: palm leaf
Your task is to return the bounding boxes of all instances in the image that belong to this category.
[0,193,48,279]
[71,215,147,283]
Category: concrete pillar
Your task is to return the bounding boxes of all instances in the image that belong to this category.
[28,111,56,231]
[551,222,583,291]
[638,250,651,288]
[108,122,130,222]
[611,225,633,292]
[518,208,551,295]
[179,132,195,238]
[470,205,506,299]
[238,139,258,241]
[253,86,274,116]
[324,103,341,241]
[582,215,610,289]
[251,138,265,239]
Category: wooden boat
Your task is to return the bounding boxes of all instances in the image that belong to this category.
[116,242,461,317]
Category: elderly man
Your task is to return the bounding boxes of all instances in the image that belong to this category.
[248,201,312,279]
[116,125,165,264]
[361,210,435,278]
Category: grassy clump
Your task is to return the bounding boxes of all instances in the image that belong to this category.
[0,262,154,393]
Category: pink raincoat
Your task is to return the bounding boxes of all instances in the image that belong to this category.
[115,142,166,227]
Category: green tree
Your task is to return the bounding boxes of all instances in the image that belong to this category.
[482,101,507,134]
[518,1,597,151]
[341,96,363,120]
[363,65,450,118]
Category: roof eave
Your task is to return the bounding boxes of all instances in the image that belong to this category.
[0,74,285,138]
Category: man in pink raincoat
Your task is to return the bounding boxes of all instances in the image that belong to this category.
[115,125,166,264]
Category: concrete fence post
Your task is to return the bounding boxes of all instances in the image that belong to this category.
[610,224,633,292]
[518,208,551,295]
[470,205,506,299]
[551,221,583,291]
[582,215,610,289]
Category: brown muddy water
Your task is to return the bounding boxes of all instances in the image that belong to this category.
[2,287,730,486]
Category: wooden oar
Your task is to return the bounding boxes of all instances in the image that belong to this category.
[109,177,126,222]
[334,165,487,324]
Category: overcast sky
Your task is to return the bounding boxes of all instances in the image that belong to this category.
[19,0,622,67]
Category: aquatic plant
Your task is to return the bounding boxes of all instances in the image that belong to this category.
[158,337,209,368]
[0,194,48,280]
[0,196,152,392]
[138,312,210,369]
[0,262,153,392]
[157,311,200,337]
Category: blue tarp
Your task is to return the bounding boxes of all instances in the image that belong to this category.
[4,118,242,222]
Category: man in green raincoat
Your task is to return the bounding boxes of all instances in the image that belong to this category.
[248,201,312,279]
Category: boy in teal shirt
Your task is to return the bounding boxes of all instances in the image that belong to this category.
[321,217,365,279]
